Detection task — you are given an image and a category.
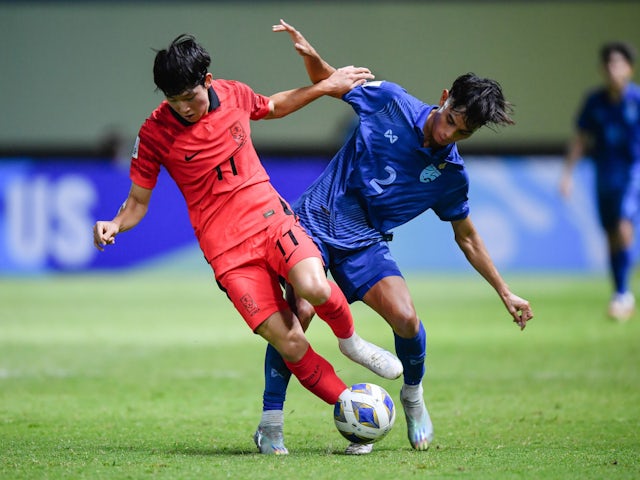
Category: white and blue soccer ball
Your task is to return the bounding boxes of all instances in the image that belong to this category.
[333,383,396,444]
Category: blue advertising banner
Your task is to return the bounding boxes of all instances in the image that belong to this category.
[0,160,192,273]
[0,156,612,275]
[0,157,330,275]
[390,156,608,273]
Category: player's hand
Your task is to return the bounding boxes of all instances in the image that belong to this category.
[93,220,119,251]
[504,292,533,330]
[323,66,374,97]
[272,19,318,58]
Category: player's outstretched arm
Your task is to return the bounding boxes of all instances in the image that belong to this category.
[266,66,373,119]
[451,216,533,330]
[93,183,152,251]
[273,19,336,84]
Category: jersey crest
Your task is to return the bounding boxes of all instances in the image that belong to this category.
[230,121,246,146]
[420,164,442,183]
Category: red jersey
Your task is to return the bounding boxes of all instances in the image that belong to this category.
[130,79,287,261]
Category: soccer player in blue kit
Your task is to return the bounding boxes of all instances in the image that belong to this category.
[560,41,640,322]
[254,20,534,455]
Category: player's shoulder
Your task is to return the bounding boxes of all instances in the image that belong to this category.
[347,80,414,109]
[359,80,407,96]
[627,82,640,99]
[212,78,254,95]
[140,101,175,135]
[578,87,607,112]
[447,144,466,168]
[585,86,606,101]
[211,78,262,109]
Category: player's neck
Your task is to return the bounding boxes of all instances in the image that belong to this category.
[606,82,628,103]
[422,112,436,149]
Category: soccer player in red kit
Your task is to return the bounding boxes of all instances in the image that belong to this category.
[92,30,402,454]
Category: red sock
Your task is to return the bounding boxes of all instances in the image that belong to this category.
[312,281,354,339]
[284,345,347,404]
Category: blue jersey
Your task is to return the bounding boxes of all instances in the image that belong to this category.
[577,82,640,192]
[293,81,469,250]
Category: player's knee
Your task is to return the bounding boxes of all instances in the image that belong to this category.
[294,277,331,306]
[276,330,309,363]
[387,304,420,338]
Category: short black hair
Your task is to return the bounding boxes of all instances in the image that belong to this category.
[153,34,211,97]
[600,41,636,66]
[448,73,515,131]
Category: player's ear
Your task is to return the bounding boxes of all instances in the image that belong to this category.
[438,89,449,108]
[204,73,213,87]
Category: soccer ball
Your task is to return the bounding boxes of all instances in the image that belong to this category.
[333,383,396,444]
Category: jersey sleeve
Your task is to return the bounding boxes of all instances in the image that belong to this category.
[432,167,470,222]
[343,81,406,117]
[433,189,469,222]
[129,124,161,190]
[227,80,271,120]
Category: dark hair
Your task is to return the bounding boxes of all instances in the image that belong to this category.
[448,73,514,131]
[600,41,636,66]
[153,34,211,97]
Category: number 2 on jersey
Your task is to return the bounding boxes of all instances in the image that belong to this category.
[369,166,396,194]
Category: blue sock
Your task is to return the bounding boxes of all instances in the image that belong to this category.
[263,343,292,411]
[610,248,632,294]
[394,321,426,386]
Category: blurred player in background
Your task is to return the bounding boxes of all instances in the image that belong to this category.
[560,41,640,322]
[255,20,534,455]
[92,31,403,454]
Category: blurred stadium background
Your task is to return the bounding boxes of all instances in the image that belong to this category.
[1,0,640,276]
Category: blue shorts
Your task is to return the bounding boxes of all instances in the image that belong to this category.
[314,241,403,303]
[597,184,640,230]
[595,163,640,230]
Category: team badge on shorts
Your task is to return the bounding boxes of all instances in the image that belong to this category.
[230,121,246,146]
[240,293,260,316]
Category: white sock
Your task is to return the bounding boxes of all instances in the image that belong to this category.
[401,383,424,406]
[338,332,362,353]
[260,409,284,427]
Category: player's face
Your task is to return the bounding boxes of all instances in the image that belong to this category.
[424,92,474,148]
[166,74,212,123]
[604,52,633,92]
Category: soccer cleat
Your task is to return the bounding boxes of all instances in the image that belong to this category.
[345,442,374,455]
[253,424,289,455]
[338,333,403,380]
[400,385,434,451]
[607,292,635,322]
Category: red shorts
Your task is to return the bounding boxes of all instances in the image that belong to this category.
[212,212,321,331]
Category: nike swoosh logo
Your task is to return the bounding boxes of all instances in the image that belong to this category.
[284,246,298,264]
[185,151,202,162]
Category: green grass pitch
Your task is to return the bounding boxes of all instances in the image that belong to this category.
[1,272,639,479]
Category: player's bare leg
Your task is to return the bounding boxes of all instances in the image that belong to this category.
[288,259,402,379]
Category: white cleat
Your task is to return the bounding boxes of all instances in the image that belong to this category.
[608,292,635,322]
[338,333,403,380]
[345,442,374,455]
[400,385,434,451]
[253,424,289,455]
